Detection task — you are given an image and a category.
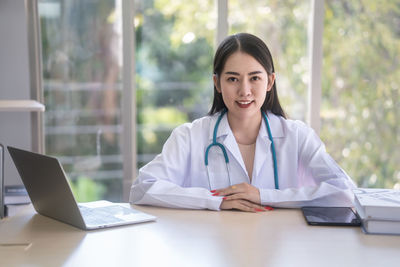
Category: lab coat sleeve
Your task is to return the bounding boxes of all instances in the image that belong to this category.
[129,124,222,211]
[260,122,356,208]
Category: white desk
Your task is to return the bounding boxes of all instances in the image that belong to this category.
[0,205,399,267]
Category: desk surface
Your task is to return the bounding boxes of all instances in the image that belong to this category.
[1,205,399,267]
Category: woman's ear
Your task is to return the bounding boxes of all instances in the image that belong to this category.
[267,73,276,92]
[213,74,221,93]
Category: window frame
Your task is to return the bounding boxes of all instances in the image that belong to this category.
[122,0,136,201]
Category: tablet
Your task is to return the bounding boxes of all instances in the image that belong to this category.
[301,207,361,226]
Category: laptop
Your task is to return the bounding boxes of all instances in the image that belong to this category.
[7,146,156,230]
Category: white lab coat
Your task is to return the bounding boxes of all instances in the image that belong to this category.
[129,112,356,210]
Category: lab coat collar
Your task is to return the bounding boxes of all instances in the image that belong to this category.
[208,111,285,141]
[261,111,285,139]
[208,112,230,141]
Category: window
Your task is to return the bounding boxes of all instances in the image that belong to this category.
[39,0,125,201]
[135,0,216,168]
[321,0,400,189]
[37,0,400,202]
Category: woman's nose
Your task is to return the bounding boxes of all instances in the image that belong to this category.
[238,79,252,96]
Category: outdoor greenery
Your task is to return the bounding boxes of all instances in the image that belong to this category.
[69,175,106,202]
[40,0,124,201]
[40,0,400,202]
[321,0,400,189]
[135,0,215,167]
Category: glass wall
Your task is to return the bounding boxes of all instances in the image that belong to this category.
[135,0,216,168]
[39,0,124,201]
[321,0,400,189]
[229,0,310,120]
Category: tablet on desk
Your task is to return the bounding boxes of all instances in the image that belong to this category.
[301,207,361,226]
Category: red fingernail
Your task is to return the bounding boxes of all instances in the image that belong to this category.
[264,206,274,211]
[255,208,264,212]
[210,190,216,193]
[212,193,220,196]
[222,197,227,200]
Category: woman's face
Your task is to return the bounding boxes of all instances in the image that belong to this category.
[214,51,275,121]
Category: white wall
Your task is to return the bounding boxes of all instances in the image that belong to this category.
[0,0,33,186]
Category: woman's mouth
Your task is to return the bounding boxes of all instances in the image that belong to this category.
[236,100,253,108]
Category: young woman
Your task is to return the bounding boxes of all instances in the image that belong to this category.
[129,33,355,212]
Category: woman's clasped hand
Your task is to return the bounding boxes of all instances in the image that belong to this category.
[211,183,273,212]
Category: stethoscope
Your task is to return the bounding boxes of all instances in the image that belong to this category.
[204,109,279,190]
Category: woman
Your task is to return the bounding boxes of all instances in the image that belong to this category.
[129,33,355,212]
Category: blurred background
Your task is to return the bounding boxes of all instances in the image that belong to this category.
[35,0,400,201]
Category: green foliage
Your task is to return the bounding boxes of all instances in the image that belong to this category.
[154,0,216,47]
[137,107,188,155]
[69,176,106,202]
[41,1,125,201]
[135,0,215,166]
[322,0,400,188]
[139,107,188,125]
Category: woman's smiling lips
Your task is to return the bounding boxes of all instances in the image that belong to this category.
[236,100,254,108]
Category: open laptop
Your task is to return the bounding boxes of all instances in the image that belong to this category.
[7,146,156,230]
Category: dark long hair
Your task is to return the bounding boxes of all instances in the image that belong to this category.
[208,33,286,118]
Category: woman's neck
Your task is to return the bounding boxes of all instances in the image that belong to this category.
[227,111,262,145]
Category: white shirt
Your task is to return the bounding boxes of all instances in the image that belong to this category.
[129,112,356,210]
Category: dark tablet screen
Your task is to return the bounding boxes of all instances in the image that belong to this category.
[301,207,361,226]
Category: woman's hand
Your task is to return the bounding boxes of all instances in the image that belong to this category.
[213,183,271,212]
[220,198,267,212]
[214,182,261,203]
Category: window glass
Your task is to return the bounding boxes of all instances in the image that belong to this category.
[135,0,216,168]
[39,0,124,201]
[322,0,400,188]
[229,0,310,120]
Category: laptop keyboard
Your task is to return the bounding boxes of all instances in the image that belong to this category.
[79,205,138,226]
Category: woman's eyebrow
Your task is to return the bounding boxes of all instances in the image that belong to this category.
[248,71,263,75]
[224,71,264,76]
[224,71,240,76]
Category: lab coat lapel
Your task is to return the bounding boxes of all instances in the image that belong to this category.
[215,115,248,179]
[223,131,246,172]
[253,112,285,182]
[253,121,271,181]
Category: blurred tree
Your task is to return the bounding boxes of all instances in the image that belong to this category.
[322,0,400,189]
[135,0,215,167]
[40,0,124,201]
[69,175,106,202]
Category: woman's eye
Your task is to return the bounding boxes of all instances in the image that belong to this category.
[227,77,238,82]
[251,76,260,81]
